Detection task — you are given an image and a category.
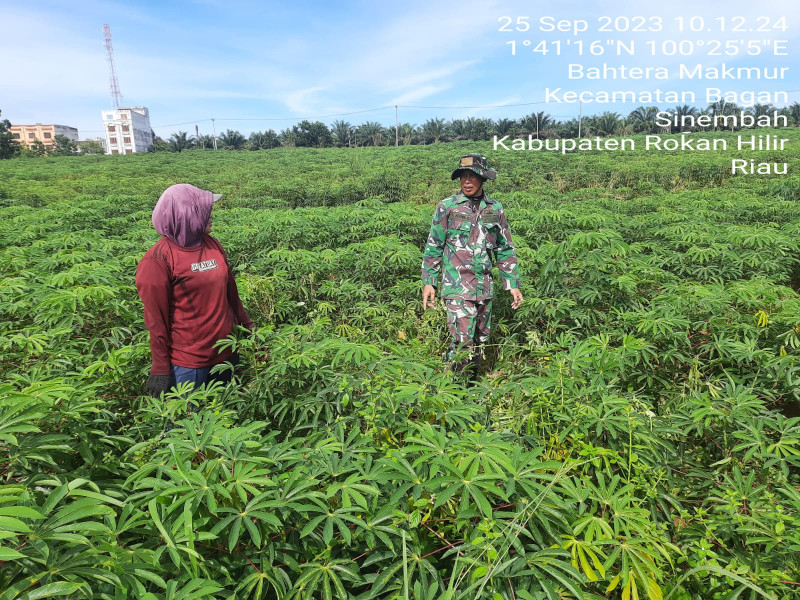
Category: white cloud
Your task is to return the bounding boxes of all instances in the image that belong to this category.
[284,86,330,115]
[5,0,795,136]
[334,3,496,98]
[388,85,454,106]
[0,0,516,132]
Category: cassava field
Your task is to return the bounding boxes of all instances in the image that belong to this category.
[1,131,799,600]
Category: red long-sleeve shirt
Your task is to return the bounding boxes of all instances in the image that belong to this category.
[136,235,252,375]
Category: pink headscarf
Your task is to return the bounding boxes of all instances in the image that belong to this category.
[151,184,214,247]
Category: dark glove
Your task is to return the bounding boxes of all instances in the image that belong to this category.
[146,374,175,397]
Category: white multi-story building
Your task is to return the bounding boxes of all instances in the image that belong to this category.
[100,106,153,154]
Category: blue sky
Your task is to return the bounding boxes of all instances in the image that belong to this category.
[1,0,797,139]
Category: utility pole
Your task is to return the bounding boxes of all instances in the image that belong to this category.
[395,105,399,146]
[211,118,217,150]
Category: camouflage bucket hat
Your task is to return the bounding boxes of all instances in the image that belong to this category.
[451,153,497,181]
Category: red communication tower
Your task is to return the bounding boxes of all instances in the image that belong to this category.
[103,24,123,108]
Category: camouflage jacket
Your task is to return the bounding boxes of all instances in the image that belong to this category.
[421,192,519,301]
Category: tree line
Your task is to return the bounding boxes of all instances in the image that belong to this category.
[2,101,799,158]
[153,101,800,152]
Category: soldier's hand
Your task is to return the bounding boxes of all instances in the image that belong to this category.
[510,288,524,310]
[146,374,175,397]
[422,285,437,310]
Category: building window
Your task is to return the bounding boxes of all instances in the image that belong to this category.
[123,137,131,144]
[108,125,115,132]
[112,150,119,154]
[121,114,128,119]
[12,133,19,139]
[44,132,52,139]
[125,149,132,154]
[28,132,35,139]
[106,115,113,119]
[122,125,129,132]
[110,137,117,144]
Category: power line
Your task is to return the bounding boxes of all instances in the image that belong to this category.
[127,100,595,132]
[80,107,394,134]
[80,119,208,134]
[76,91,800,135]
[154,119,212,128]
[156,92,800,128]
[216,106,392,122]
[399,101,551,109]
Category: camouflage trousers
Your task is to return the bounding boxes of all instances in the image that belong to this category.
[444,299,492,373]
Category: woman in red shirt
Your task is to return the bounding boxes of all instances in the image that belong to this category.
[136,184,253,397]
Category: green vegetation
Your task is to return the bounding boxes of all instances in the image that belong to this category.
[0,131,798,599]
[5,102,799,159]
[0,110,19,160]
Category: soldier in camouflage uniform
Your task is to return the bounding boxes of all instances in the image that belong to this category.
[422,153,523,376]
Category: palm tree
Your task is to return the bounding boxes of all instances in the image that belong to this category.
[356,121,384,146]
[151,131,168,151]
[464,118,493,141]
[707,99,738,116]
[748,104,775,119]
[590,112,621,137]
[422,118,447,143]
[292,120,334,148]
[537,112,554,130]
[279,128,296,147]
[519,112,552,138]
[555,119,580,138]
[167,131,194,152]
[329,120,351,147]
[785,102,800,126]
[248,130,280,150]
[493,118,516,137]
[627,106,659,133]
[450,119,467,140]
[519,113,536,134]
[670,105,699,133]
[706,100,739,130]
[195,134,216,149]
[218,129,246,150]
[398,123,417,145]
[616,118,634,136]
